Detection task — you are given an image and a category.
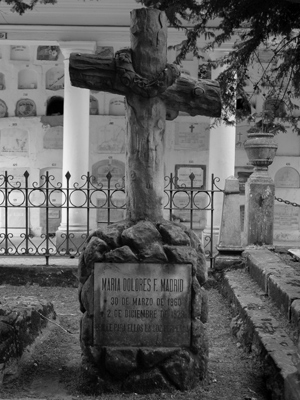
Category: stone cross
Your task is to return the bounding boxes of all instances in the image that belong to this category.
[69,7,221,223]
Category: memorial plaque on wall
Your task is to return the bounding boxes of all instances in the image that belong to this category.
[175,164,205,189]
[275,167,300,188]
[0,128,28,153]
[98,122,125,153]
[174,122,209,151]
[274,204,300,231]
[43,126,63,149]
[94,263,192,347]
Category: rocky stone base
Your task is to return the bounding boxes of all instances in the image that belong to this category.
[0,296,56,384]
[82,344,208,393]
[78,218,209,392]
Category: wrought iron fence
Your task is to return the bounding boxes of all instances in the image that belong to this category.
[0,170,222,266]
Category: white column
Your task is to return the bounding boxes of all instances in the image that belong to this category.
[58,41,96,235]
[204,52,236,250]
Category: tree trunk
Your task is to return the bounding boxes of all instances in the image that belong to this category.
[125,8,167,222]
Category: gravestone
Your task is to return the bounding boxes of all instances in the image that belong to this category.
[70,7,221,393]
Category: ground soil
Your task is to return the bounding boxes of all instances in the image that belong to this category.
[0,279,270,400]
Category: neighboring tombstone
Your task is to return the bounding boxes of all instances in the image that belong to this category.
[215,176,244,270]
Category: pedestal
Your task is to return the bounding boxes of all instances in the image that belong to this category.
[244,169,275,246]
[215,176,244,270]
[78,219,209,393]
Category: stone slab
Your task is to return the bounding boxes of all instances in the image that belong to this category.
[268,274,300,319]
[221,269,300,400]
[94,263,192,347]
[244,248,296,293]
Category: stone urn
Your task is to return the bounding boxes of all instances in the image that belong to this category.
[244,132,278,169]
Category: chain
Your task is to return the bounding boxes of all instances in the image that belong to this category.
[275,196,300,208]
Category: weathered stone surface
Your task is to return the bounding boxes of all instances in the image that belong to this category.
[121,221,162,253]
[291,299,300,333]
[163,244,197,265]
[78,253,90,284]
[192,276,208,323]
[78,282,85,313]
[0,296,55,384]
[190,319,209,379]
[80,273,94,316]
[196,253,208,286]
[89,220,133,249]
[105,245,138,262]
[105,348,138,378]
[84,236,109,263]
[158,221,191,246]
[80,312,93,347]
[123,368,173,393]
[185,228,205,254]
[214,254,245,271]
[0,322,15,363]
[140,347,177,368]
[139,242,168,262]
[244,172,275,246]
[162,350,199,390]
[162,244,207,285]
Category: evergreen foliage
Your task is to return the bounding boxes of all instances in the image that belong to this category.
[135,0,300,130]
[1,0,56,14]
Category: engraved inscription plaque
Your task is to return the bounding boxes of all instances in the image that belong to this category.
[94,263,192,347]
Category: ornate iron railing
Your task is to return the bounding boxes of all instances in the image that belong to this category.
[0,171,222,266]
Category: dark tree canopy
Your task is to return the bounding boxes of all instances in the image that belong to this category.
[1,0,56,14]
[136,0,300,129]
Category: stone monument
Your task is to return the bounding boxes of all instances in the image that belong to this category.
[69,7,221,393]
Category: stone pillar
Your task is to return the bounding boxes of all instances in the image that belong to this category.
[56,41,96,249]
[214,176,244,270]
[244,170,275,246]
[243,132,278,246]
[203,53,236,254]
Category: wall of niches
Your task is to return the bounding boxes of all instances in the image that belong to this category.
[0,44,127,118]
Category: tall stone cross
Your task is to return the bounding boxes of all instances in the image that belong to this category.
[69,8,221,223]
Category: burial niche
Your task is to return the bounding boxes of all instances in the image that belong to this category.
[46,96,64,116]
[109,97,125,116]
[18,69,37,89]
[90,95,98,115]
